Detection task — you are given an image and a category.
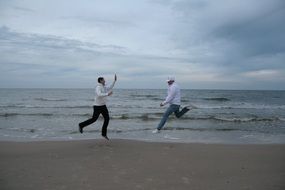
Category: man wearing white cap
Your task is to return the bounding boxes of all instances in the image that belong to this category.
[153,76,190,133]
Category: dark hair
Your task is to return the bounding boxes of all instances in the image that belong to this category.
[98,77,104,83]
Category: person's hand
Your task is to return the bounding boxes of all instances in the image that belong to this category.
[108,91,113,96]
[114,74,117,82]
[160,102,164,107]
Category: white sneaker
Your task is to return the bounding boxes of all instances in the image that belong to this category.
[152,129,160,134]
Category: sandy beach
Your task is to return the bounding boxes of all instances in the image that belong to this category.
[0,139,284,190]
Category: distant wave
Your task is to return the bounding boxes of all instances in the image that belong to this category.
[34,98,67,101]
[203,97,230,101]
[112,113,161,121]
[0,113,54,117]
[210,116,281,122]
[193,105,285,110]
[130,94,158,98]
[0,113,94,117]
[129,94,161,101]
[0,105,91,108]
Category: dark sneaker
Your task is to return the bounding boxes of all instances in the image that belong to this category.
[183,106,190,111]
[79,124,83,134]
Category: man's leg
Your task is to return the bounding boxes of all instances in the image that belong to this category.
[156,105,178,130]
[101,105,110,139]
[174,106,190,118]
[79,106,100,133]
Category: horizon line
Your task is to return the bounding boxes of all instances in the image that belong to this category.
[0,87,284,91]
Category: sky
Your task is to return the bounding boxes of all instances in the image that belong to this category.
[0,0,285,90]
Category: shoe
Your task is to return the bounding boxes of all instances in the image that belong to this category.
[102,135,109,140]
[78,124,83,134]
[183,106,190,111]
[152,129,160,134]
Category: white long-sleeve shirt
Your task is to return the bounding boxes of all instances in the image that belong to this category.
[163,82,181,106]
[94,80,115,106]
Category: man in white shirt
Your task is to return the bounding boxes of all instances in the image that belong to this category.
[153,76,190,133]
[79,74,117,140]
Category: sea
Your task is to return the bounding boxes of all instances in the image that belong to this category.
[0,88,285,144]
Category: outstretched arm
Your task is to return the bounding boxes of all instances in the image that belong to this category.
[107,74,117,91]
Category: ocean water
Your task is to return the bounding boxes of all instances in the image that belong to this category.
[0,88,285,144]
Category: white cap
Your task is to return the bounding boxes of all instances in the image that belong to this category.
[166,76,175,82]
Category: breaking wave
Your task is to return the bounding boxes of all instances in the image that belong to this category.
[203,97,231,101]
[2,112,283,123]
[34,98,67,101]
[0,105,91,108]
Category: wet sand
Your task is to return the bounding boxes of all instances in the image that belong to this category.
[0,139,285,190]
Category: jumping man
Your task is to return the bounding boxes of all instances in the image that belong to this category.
[153,76,191,133]
[79,74,117,140]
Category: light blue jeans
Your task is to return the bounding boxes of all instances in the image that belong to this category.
[157,104,189,130]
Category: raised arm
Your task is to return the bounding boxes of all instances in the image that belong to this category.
[106,74,117,91]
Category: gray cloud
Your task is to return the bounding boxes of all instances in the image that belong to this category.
[213,4,285,56]
[0,0,284,89]
[0,26,191,88]
[60,16,136,28]
[160,0,285,77]
[12,6,35,13]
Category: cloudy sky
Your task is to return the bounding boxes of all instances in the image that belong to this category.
[0,0,285,89]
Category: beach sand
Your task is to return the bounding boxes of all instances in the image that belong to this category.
[0,139,284,190]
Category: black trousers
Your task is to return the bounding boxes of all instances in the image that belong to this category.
[79,105,110,136]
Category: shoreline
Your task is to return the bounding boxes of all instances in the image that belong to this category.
[1,135,285,145]
[1,139,285,190]
[1,137,285,146]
